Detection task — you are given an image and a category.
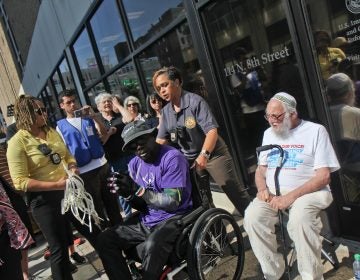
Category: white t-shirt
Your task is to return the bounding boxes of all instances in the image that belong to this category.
[329,104,360,141]
[259,120,340,194]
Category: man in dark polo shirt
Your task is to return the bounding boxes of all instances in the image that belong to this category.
[153,66,251,216]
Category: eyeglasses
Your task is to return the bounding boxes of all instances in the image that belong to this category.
[264,112,286,121]
[37,144,61,164]
[150,99,161,104]
[127,103,138,107]
[34,107,47,115]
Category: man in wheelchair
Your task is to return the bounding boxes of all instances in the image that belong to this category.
[96,120,193,280]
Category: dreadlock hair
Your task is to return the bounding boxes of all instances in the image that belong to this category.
[14,95,49,132]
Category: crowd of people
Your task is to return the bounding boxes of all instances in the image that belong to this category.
[0,57,357,280]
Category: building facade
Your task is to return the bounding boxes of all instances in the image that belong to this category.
[5,0,360,240]
[0,0,39,129]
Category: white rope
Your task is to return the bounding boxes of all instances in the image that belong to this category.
[61,163,102,232]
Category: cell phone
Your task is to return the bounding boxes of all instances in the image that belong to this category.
[74,108,90,118]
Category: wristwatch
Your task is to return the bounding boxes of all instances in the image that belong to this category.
[200,149,211,159]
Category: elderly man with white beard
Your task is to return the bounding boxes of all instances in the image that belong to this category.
[243,92,340,280]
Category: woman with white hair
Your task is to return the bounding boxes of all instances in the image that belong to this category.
[95,92,134,217]
[123,96,146,122]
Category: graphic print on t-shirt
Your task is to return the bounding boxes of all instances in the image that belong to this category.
[267,144,304,170]
[142,172,155,189]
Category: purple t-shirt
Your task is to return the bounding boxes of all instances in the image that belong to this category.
[128,145,193,228]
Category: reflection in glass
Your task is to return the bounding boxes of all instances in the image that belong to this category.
[123,0,184,48]
[73,29,101,88]
[42,86,63,124]
[90,0,129,71]
[59,58,75,90]
[52,71,63,94]
[86,82,105,108]
[306,0,360,205]
[138,22,200,95]
[107,62,141,102]
[201,0,307,185]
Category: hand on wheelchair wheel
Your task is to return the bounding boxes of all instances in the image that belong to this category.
[107,171,138,197]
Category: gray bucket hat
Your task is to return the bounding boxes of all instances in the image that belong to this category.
[121,120,156,151]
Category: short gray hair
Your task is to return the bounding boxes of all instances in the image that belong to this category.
[326,73,354,100]
[124,96,142,110]
[95,92,112,106]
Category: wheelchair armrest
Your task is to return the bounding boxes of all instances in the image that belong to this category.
[175,206,205,227]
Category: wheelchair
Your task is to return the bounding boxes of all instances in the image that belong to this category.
[125,169,245,280]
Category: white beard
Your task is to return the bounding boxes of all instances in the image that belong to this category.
[271,114,292,139]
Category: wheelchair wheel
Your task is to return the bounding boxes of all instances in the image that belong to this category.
[187,208,244,280]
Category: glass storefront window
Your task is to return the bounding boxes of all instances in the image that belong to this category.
[123,0,184,48]
[86,82,105,108]
[40,86,62,125]
[201,0,308,185]
[59,58,75,90]
[138,22,200,95]
[52,70,63,94]
[107,61,141,102]
[73,29,101,88]
[306,0,360,206]
[90,0,129,71]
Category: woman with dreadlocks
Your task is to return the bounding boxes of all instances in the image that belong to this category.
[6,95,100,280]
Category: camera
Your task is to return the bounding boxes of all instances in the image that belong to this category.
[74,108,90,118]
[170,126,186,143]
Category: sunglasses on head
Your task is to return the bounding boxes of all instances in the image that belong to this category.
[34,107,47,115]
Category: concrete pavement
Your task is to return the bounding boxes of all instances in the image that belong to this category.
[28,191,358,279]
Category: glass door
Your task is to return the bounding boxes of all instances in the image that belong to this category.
[304,0,360,240]
[200,0,310,189]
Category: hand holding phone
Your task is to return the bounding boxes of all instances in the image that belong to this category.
[74,107,90,118]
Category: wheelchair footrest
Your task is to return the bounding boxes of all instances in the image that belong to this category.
[161,262,187,280]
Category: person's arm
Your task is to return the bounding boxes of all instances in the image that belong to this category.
[195,128,218,170]
[156,114,169,145]
[135,187,182,212]
[112,97,133,123]
[107,171,183,212]
[270,167,330,209]
[269,167,330,210]
[254,165,273,202]
[25,178,67,191]
[156,138,168,145]
[193,96,219,169]
[101,126,117,145]
[7,139,67,192]
[86,106,108,139]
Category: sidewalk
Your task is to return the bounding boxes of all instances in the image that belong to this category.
[28,192,358,279]
[212,191,357,280]
[28,233,108,280]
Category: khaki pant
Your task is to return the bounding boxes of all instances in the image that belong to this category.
[243,191,333,280]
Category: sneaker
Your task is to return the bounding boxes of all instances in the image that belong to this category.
[70,252,86,264]
[73,237,85,246]
[43,247,51,260]
[69,262,78,274]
